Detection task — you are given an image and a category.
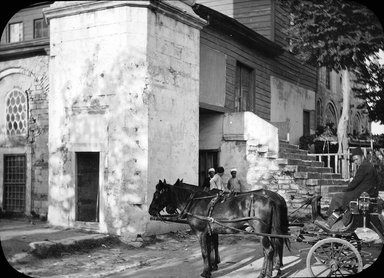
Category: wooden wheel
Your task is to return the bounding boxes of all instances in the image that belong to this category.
[306,238,363,277]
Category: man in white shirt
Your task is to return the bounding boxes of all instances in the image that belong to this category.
[227,168,242,192]
[210,166,225,191]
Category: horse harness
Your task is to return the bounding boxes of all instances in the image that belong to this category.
[179,189,272,236]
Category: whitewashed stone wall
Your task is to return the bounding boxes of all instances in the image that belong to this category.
[221,112,279,190]
[44,1,205,239]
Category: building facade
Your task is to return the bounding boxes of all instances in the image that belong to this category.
[0,0,371,238]
[0,2,51,218]
[317,67,371,137]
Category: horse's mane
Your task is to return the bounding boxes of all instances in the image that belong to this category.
[173,179,215,197]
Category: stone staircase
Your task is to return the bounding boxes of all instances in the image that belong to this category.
[276,140,348,208]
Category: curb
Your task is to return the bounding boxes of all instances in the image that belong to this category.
[28,234,121,258]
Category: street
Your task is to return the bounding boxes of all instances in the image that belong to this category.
[5,228,383,278]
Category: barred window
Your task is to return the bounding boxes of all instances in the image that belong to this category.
[6,90,28,136]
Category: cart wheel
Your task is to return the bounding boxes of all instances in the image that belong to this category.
[306,238,363,277]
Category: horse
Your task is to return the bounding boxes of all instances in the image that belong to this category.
[166,179,221,271]
[149,179,291,278]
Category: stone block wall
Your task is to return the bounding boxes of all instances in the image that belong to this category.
[0,56,49,217]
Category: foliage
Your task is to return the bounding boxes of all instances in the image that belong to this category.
[279,0,384,72]
[299,124,336,150]
[373,134,384,147]
[299,134,316,150]
[279,0,384,162]
[352,59,384,124]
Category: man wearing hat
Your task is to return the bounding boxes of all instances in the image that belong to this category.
[201,168,215,191]
[210,166,226,191]
[227,168,243,192]
[317,147,379,229]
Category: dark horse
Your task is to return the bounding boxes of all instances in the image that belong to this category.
[149,179,291,278]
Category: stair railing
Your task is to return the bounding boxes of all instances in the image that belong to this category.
[307,152,352,179]
[307,147,374,180]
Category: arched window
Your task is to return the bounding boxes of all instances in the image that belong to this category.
[325,101,337,128]
[353,113,361,135]
[316,99,323,126]
[6,90,27,136]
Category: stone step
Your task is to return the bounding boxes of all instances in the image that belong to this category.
[279,141,299,150]
[275,158,324,167]
[315,185,348,194]
[297,165,333,173]
[279,152,317,161]
[319,179,348,186]
[302,179,348,186]
[294,172,343,180]
[279,148,308,155]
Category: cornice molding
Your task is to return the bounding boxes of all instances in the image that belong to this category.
[43,0,206,30]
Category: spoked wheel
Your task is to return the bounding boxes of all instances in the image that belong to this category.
[306,238,363,277]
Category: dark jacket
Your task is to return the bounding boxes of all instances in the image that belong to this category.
[201,177,211,190]
[342,159,379,206]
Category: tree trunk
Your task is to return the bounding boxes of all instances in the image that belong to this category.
[337,70,350,179]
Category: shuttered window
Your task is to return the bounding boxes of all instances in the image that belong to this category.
[34,18,49,39]
[235,62,254,112]
[9,22,23,43]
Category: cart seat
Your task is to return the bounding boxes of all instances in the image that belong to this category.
[314,218,354,234]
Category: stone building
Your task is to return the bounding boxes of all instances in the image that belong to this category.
[317,68,370,137]
[0,2,50,218]
[0,0,371,238]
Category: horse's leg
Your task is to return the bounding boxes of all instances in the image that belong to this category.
[258,236,267,278]
[272,238,283,278]
[209,233,220,271]
[213,233,220,265]
[198,232,211,278]
[258,236,274,278]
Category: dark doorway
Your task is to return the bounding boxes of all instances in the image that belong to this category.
[3,155,26,213]
[199,150,218,186]
[76,152,99,222]
[303,110,310,137]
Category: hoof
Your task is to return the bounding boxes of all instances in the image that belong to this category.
[274,269,282,278]
[200,271,211,278]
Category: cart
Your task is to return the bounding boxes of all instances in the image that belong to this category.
[299,193,384,277]
[150,192,384,277]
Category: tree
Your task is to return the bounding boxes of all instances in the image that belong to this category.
[279,0,384,178]
[353,57,384,124]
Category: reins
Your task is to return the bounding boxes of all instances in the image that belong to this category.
[185,212,293,239]
[171,187,274,234]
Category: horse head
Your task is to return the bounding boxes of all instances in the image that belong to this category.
[148,179,174,217]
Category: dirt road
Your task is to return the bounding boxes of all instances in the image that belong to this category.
[6,230,383,278]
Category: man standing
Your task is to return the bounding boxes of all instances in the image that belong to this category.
[202,168,215,191]
[210,166,226,191]
[227,169,242,192]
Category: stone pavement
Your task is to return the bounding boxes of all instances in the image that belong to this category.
[0,218,121,263]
